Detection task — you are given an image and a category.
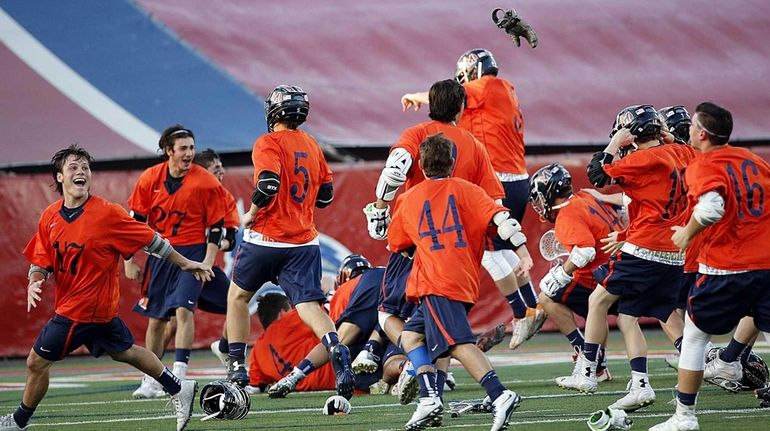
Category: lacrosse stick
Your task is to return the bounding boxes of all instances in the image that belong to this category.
[539,229,568,262]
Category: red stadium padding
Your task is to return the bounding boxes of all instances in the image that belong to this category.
[2,149,770,357]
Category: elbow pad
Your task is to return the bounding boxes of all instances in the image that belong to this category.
[587,151,614,188]
[376,148,412,201]
[252,171,280,207]
[493,211,526,248]
[222,227,237,252]
[569,246,596,268]
[143,233,173,259]
[207,220,225,246]
[316,182,334,208]
[693,191,725,226]
[129,210,147,223]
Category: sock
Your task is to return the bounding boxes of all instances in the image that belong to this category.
[174,348,191,364]
[480,370,505,402]
[739,346,753,365]
[218,336,229,354]
[597,346,607,373]
[228,342,247,363]
[518,282,539,308]
[156,367,182,395]
[629,356,648,373]
[436,369,447,398]
[321,332,340,350]
[566,329,584,352]
[674,336,683,352]
[506,292,527,319]
[13,402,35,428]
[583,343,600,363]
[297,358,316,375]
[365,339,384,360]
[677,390,697,406]
[406,345,433,370]
[417,371,438,398]
[720,338,748,363]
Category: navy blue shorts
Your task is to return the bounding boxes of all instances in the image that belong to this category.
[336,268,384,338]
[552,282,618,318]
[688,270,770,335]
[231,242,324,305]
[490,179,529,251]
[678,272,696,310]
[134,244,206,319]
[379,253,416,320]
[402,295,476,362]
[601,252,682,321]
[33,315,134,361]
[197,266,229,315]
[383,342,404,365]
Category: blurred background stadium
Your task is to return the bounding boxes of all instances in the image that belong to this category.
[1,0,769,357]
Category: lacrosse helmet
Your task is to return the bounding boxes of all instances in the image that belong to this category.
[455,49,498,84]
[741,352,769,390]
[529,163,573,223]
[657,105,691,144]
[199,380,251,420]
[610,105,662,142]
[335,254,372,288]
[264,85,310,132]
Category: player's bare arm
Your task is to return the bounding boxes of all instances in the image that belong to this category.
[671,191,724,251]
[599,231,624,255]
[123,257,143,282]
[26,265,48,312]
[401,91,429,112]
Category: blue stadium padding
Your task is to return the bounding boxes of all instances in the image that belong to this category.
[1,0,267,152]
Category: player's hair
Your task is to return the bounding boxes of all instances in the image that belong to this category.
[695,102,732,146]
[428,79,466,123]
[51,144,94,195]
[256,293,291,329]
[420,133,454,178]
[193,148,220,168]
[158,124,195,158]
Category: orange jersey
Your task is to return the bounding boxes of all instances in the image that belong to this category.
[248,309,335,390]
[555,191,624,288]
[388,177,506,303]
[23,196,155,323]
[329,278,356,322]
[459,75,526,174]
[604,144,696,251]
[392,120,504,199]
[685,145,770,270]
[250,130,333,243]
[223,188,240,229]
[128,162,227,246]
[683,234,702,273]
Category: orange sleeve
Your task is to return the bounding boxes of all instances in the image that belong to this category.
[685,161,727,203]
[252,136,282,181]
[555,210,596,249]
[205,183,228,227]
[392,126,421,161]
[603,152,653,188]
[107,203,158,258]
[224,190,240,228]
[387,202,414,254]
[127,170,152,216]
[318,147,334,184]
[22,211,54,270]
[474,140,505,199]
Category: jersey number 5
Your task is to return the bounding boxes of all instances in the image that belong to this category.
[291,152,310,203]
[418,194,467,251]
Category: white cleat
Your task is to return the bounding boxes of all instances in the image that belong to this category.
[132,374,167,399]
[665,352,680,370]
[352,348,379,374]
[491,390,521,431]
[609,371,656,412]
[170,380,197,431]
[509,306,547,350]
[210,340,228,366]
[0,414,27,430]
[397,361,419,405]
[404,396,443,431]
[649,401,699,431]
[172,361,188,381]
[444,371,456,391]
[555,353,597,393]
[369,379,391,395]
[703,352,743,393]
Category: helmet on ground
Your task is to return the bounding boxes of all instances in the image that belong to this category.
[199,380,251,420]
[529,163,572,223]
[742,352,769,390]
[657,105,691,144]
[264,85,309,132]
[335,254,371,287]
[455,48,498,84]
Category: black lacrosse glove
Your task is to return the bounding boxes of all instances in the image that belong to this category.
[493,8,538,48]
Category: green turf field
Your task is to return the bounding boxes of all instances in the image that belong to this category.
[0,330,767,430]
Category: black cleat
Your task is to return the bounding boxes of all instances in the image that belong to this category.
[226,356,249,387]
[330,343,356,400]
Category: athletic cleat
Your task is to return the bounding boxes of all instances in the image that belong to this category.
[509,306,547,350]
[352,348,379,375]
[397,361,419,405]
[596,366,613,382]
[556,353,597,393]
[756,386,770,408]
[648,401,699,431]
[330,343,356,400]
[267,368,304,398]
[226,357,249,387]
[491,390,521,431]
[369,379,391,395]
[430,411,444,428]
[444,371,456,391]
[476,323,507,352]
[609,372,656,412]
[210,340,228,366]
[404,396,443,431]
[132,375,167,399]
[172,361,188,381]
[665,353,680,370]
[0,414,27,431]
[170,380,197,431]
[703,353,742,393]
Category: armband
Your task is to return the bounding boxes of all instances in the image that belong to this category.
[143,233,173,259]
[222,227,237,252]
[28,264,50,280]
[129,210,147,223]
[316,182,334,208]
[207,220,225,246]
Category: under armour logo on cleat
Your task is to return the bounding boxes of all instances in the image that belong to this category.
[584,367,591,377]
[639,379,647,387]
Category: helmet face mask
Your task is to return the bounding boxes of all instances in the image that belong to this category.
[199,380,251,420]
[455,49,497,84]
[528,163,572,223]
[264,85,310,132]
[335,254,371,288]
[657,105,691,144]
